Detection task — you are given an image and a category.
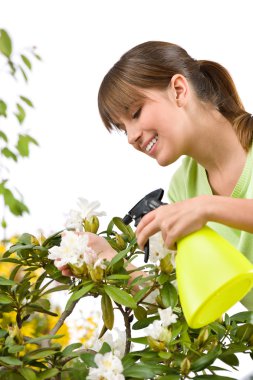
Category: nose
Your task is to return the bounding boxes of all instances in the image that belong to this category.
[126,123,142,146]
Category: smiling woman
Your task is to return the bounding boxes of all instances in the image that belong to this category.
[98,40,253,313]
[1,1,253,378]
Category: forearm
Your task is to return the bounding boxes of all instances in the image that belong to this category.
[205,195,253,233]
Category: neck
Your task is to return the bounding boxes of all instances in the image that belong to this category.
[185,107,247,195]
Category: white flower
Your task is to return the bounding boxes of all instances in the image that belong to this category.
[158,307,178,327]
[77,198,106,219]
[146,320,171,342]
[65,198,106,231]
[87,352,125,380]
[48,230,105,269]
[92,329,126,359]
[65,209,82,230]
[149,232,176,264]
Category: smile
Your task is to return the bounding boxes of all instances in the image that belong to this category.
[145,135,158,152]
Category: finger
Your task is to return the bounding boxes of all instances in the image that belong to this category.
[137,221,160,250]
[136,209,156,235]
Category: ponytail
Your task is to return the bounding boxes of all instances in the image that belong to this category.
[194,60,253,150]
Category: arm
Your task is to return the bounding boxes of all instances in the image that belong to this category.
[136,195,253,250]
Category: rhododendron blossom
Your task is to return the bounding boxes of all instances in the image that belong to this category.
[48,230,106,270]
[87,352,125,380]
[149,231,176,265]
[65,198,106,231]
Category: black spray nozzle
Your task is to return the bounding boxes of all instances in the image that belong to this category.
[122,188,166,263]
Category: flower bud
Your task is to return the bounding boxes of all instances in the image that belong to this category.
[160,255,174,274]
[89,266,104,282]
[180,357,191,375]
[69,263,88,277]
[115,233,127,250]
[147,336,166,352]
[89,216,100,233]
[197,327,209,346]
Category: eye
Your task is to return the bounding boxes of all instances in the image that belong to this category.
[132,107,142,119]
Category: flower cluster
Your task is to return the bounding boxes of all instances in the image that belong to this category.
[87,352,125,380]
[48,231,95,269]
[49,200,107,279]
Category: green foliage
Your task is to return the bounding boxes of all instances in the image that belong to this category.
[0,28,40,235]
[0,215,252,380]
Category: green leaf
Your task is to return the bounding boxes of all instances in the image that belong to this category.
[106,274,130,280]
[235,323,253,342]
[134,305,147,320]
[0,293,13,304]
[0,100,7,117]
[16,134,39,157]
[123,364,157,378]
[1,147,17,162]
[23,348,57,361]
[0,329,7,338]
[194,376,237,380]
[27,334,64,344]
[21,54,32,70]
[160,282,178,308]
[133,286,150,303]
[37,368,59,380]
[8,345,24,353]
[62,343,82,357]
[104,285,137,309]
[0,29,12,57]
[19,65,28,82]
[18,368,37,380]
[132,316,158,330]
[99,342,112,354]
[25,304,58,317]
[66,282,94,309]
[107,246,130,269]
[129,336,148,345]
[15,103,26,124]
[101,293,114,330]
[191,346,222,372]
[80,352,96,367]
[219,352,239,367]
[0,356,22,365]
[20,95,34,107]
[0,277,16,286]
[230,311,253,323]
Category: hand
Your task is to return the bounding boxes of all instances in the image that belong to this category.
[136,195,210,250]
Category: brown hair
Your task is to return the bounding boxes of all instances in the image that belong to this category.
[98,41,253,150]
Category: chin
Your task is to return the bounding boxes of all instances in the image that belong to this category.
[155,154,174,166]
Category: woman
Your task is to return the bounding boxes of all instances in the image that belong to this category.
[97,41,253,310]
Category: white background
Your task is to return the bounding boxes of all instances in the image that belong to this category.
[1,1,253,378]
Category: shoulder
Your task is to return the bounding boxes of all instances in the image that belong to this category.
[168,156,199,202]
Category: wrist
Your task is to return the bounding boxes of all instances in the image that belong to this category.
[198,194,215,225]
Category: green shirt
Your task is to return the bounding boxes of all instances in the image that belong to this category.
[168,146,253,310]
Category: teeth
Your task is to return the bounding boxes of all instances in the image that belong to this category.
[146,136,158,152]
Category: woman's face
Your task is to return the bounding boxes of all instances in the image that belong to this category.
[119,87,190,167]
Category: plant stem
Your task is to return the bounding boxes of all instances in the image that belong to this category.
[44,300,78,347]
[118,304,132,355]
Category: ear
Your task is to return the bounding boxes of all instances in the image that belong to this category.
[169,74,189,107]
